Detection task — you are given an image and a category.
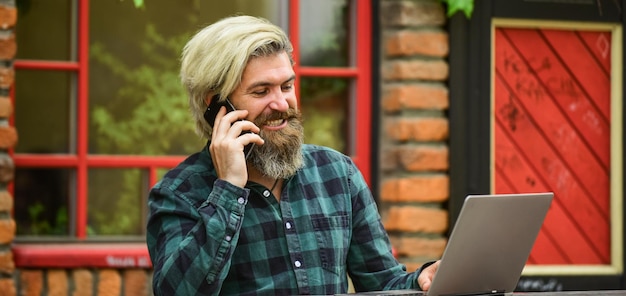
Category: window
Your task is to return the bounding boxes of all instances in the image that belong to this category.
[12,0,371,267]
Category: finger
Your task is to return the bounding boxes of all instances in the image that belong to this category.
[211,106,228,142]
[229,120,261,137]
[238,132,265,148]
[421,280,432,291]
[418,260,440,291]
[219,109,249,128]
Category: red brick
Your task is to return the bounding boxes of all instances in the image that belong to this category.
[380,175,449,202]
[0,218,15,244]
[0,250,14,275]
[0,278,15,296]
[384,118,411,142]
[0,153,14,183]
[0,98,13,118]
[386,30,449,57]
[382,84,448,112]
[0,67,13,88]
[383,205,448,233]
[390,236,447,258]
[97,269,121,296]
[380,147,399,172]
[19,270,43,296]
[0,33,15,60]
[72,269,93,296]
[380,0,446,27]
[0,5,17,29]
[397,145,448,171]
[383,59,449,81]
[47,269,68,296]
[123,269,148,296]
[0,190,11,212]
[0,126,17,149]
[385,118,449,142]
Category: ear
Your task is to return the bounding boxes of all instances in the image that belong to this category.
[204,94,213,106]
[206,93,224,106]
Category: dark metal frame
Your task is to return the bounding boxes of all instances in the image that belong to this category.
[370,0,381,200]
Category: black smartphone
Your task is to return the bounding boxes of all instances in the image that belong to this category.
[204,95,255,159]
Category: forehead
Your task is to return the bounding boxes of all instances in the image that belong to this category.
[240,52,295,87]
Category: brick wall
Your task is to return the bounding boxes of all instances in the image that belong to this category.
[16,269,151,296]
[0,1,16,295]
[379,0,450,271]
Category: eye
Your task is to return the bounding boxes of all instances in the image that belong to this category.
[282,84,293,91]
[252,89,268,96]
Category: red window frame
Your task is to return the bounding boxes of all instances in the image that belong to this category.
[12,0,372,268]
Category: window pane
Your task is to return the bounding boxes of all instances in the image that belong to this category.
[14,168,71,237]
[299,0,350,67]
[16,0,73,60]
[87,168,146,236]
[14,70,73,154]
[88,0,286,156]
[300,77,350,153]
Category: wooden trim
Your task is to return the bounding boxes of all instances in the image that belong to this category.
[13,243,152,268]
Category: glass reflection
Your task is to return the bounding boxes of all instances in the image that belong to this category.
[88,0,284,155]
[300,77,350,153]
[14,168,71,236]
[299,0,350,67]
[87,168,145,236]
[16,0,73,61]
[15,70,72,154]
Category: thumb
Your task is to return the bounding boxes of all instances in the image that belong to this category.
[418,260,440,291]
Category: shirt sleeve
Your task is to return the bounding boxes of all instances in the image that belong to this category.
[146,178,249,296]
[344,158,421,292]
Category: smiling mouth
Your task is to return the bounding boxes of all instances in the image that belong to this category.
[264,119,286,127]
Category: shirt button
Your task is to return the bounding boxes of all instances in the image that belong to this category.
[294,260,302,268]
[225,235,232,242]
[285,222,292,230]
[263,190,271,197]
[237,197,245,204]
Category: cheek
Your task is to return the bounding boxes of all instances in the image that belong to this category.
[249,107,272,124]
[287,96,298,110]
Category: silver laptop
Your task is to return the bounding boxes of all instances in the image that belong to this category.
[339,192,553,296]
[426,192,553,296]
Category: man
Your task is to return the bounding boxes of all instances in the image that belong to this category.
[146,15,439,295]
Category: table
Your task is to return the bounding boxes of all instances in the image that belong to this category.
[341,290,626,295]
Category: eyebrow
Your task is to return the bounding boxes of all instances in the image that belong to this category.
[245,75,296,93]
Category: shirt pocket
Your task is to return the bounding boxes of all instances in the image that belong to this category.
[311,215,350,275]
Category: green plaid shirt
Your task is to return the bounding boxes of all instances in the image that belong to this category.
[147,144,421,295]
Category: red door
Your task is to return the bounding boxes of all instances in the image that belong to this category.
[493,26,614,265]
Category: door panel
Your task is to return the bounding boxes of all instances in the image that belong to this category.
[494,27,611,264]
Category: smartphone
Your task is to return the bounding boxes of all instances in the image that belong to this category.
[204,95,255,159]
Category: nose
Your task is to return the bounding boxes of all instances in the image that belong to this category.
[268,90,290,112]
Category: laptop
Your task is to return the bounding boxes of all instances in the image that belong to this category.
[425,192,553,296]
[340,192,554,296]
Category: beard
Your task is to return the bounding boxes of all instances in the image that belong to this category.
[247,108,304,179]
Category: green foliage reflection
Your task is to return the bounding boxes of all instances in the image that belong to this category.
[89,23,201,236]
[90,24,201,156]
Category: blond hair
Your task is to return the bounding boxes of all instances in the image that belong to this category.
[180,15,294,138]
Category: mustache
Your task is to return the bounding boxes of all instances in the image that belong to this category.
[253,108,301,126]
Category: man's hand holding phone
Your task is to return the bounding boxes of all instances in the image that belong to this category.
[208,100,264,188]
